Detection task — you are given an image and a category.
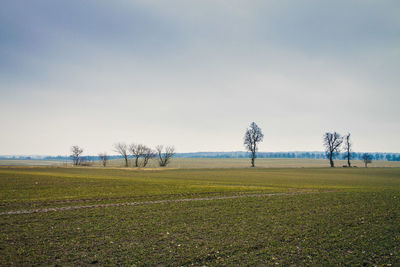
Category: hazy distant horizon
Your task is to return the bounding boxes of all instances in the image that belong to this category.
[2,150,399,159]
[1,1,399,155]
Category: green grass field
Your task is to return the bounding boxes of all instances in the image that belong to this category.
[0,167,399,265]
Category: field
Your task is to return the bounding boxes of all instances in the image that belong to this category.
[0,159,65,166]
[2,157,400,168]
[0,167,399,265]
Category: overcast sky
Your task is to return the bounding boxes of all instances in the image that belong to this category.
[1,0,399,155]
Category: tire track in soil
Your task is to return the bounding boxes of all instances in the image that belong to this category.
[0,191,335,215]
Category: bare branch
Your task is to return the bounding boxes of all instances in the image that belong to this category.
[114,142,129,167]
[156,145,175,167]
[323,132,343,167]
[129,144,147,167]
[70,146,83,166]
[142,146,156,167]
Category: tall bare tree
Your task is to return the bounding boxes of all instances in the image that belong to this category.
[98,152,109,167]
[129,144,146,167]
[70,146,83,166]
[343,133,352,167]
[244,122,264,167]
[323,132,343,167]
[156,145,175,167]
[114,142,129,167]
[143,146,156,167]
[362,153,372,168]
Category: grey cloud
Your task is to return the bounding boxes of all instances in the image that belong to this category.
[0,0,399,154]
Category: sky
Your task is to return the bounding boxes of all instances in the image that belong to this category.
[1,0,399,155]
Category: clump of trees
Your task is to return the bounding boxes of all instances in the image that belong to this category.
[244,122,264,167]
[323,132,373,168]
[112,142,174,167]
[128,144,156,167]
[70,142,173,168]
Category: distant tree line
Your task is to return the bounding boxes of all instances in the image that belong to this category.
[177,152,400,161]
[3,152,399,161]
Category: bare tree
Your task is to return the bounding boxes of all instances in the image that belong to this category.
[244,122,264,167]
[362,153,372,168]
[129,144,146,167]
[323,132,343,167]
[114,142,129,167]
[343,133,352,167]
[98,152,109,167]
[143,146,156,167]
[156,145,175,167]
[70,146,83,166]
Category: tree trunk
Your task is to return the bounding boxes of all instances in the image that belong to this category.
[329,153,334,167]
[251,151,255,167]
[347,150,351,167]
